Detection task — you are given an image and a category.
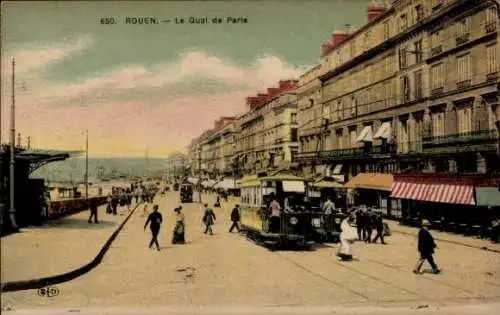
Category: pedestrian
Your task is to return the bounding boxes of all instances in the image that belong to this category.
[87,198,99,224]
[144,204,162,251]
[172,206,186,244]
[214,195,221,208]
[356,209,365,241]
[338,213,358,261]
[413,219,440,274]
[111,193,119,215]
[229,204,241,233]
[364,211,373,243]
[142,203,149,217]
[126,190,132,211]
[202,203,216,235]
[372,213,386,244]
[106,194,112,214]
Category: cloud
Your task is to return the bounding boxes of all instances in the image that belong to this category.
[12,50,305,107]
[1,35,94,78]
[1,36,310,156]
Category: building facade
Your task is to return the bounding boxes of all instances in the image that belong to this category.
[165,152,187,182]
[203,117,236,178]
[234,80,300,173]
[296,0,499,178]
[294,0,499,218]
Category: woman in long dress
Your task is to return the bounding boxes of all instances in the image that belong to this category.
[338,213,358,261]
[172,206,185,244]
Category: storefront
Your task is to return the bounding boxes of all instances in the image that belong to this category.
[345,172,396,217]
[391,173,500,230]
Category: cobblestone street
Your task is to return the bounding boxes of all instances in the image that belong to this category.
[2,192,499,313]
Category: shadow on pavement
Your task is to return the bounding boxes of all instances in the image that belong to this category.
[37,218,118,230]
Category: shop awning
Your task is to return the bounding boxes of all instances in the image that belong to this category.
[345,173,393,191]
[373,122,392,139]
[355,125,373,143]
[215,178,237,190]
[332,164,343,175]
[312,180,345,189]
[475,187,500,206]
[391,182,475,205]
[201,180,215,188]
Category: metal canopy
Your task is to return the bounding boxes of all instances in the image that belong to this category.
[15,149,84,174]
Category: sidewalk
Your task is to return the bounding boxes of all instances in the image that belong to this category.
[388,221,500,253]
[1,204,134,284]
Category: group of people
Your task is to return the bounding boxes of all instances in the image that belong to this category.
[87,184,158,223]
[143,201,243,251]
[355,208,387,244]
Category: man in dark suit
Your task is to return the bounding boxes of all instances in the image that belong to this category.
[372,213,386,244]
[413,219,440,274]
[87,198,99,224]
[229,204,241,233]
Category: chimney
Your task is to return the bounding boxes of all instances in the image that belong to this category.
[267,87,280,96]
[279,80,297,90]
[331,31,348,46]
[246,96,261,109]
[368,1,389,22]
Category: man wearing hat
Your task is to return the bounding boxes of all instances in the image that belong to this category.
[229,204,241,233]
[413,219,440,274]
[144,204,163,251]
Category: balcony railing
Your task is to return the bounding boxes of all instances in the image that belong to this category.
[294,143,398,162]
[431,87,444,96]
[485,21,497,34]
[487,72,498,82]
[456,79,471,90]
[455,33,470,46]
[423,129,499,147]
[430,45,443,57]
[397,141,423,154]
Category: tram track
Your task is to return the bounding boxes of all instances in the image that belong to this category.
[274,250,444,305]
[320,242,500,297]
[363,256,500,290]
[273,251,370,301]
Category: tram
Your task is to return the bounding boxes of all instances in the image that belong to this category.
[307,177,348,243]
[238,170,317,249]
[180,183,194,203]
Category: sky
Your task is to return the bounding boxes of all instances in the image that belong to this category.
[1,0,372,157]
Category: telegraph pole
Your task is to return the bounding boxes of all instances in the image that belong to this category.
[84,129,89,199]
[9,58,18,230]
[198,147,202,203]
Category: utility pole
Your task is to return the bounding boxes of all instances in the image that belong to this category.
[198,147,202,203]
[84,129,89,199]
[9,58,18,231]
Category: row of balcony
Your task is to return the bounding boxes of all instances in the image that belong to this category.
[429,19,497,59]
[295,129,499,162]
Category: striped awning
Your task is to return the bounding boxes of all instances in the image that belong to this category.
[391,182,475,205]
